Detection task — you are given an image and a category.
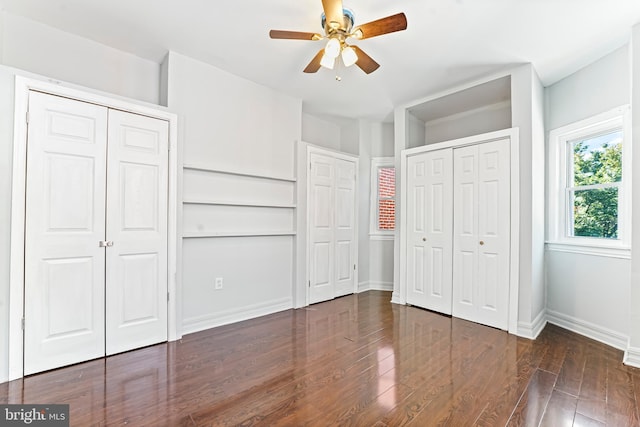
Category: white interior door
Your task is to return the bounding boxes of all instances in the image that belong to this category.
[406,149,453,314]
[105,110,169,355]
[24,92,108,375]
[309,152,335,304]
[452,139,510,330]
[334,158,357,297]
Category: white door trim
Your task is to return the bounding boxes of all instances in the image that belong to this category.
[8,76,181,381]
[399,128,520,335]
[306,145,359,306]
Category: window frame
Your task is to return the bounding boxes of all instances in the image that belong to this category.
[369,157,395,240]
[547,106,631,257]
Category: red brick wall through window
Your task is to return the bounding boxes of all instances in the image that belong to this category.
[378,167,395,230]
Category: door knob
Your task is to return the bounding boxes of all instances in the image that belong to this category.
[99,241,114,247]
[422,237,427,242]
[479,241,485,246]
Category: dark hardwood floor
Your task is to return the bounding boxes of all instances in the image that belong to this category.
[2,291,639,426]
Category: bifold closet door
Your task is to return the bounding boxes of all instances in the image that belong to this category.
[24,92,169,375]
[452,139,510,330]
[24,92,108,375]
[105,110,168,356]
[406,149,453,314]
[308,152,357,304]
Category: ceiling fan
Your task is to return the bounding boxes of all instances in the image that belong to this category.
[269,0,407,75]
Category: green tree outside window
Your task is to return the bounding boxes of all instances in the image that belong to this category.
[570,130,622,239]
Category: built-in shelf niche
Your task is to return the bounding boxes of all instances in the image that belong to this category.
[406,76,512,148]
[182,165,296,238]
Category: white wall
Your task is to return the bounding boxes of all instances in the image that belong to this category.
[406,112,426,149]
[0,65,17,383]
[424,102,512,145]
[545,45,630,130]
[546,251,629,348]
[545,45,631,348]
[165,51,301,334]
[0,12,160,105]
[356,121,395,293]
[511,64,546,338]
[357,122,372,291]
[628,24,640,366]
[301,113,341,150]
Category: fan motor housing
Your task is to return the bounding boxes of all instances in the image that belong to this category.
[321,8,354,35]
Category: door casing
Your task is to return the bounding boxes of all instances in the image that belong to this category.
[306,145,359,306]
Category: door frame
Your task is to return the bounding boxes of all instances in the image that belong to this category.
[305,145,359,306]
[8,76,181,381]
[399,128,520,334]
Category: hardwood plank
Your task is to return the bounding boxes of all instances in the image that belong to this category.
[506,368,557,427]
[606,359,640,426]
[573,412,605,427]
[555,338,587,396]
[2,291,640,427]
[539,389,578,427]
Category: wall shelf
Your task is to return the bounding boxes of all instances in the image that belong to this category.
[183,199,296,209]
[182,231,296,238]
[183,164,296,183]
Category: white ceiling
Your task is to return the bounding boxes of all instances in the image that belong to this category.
[1,0,639,121]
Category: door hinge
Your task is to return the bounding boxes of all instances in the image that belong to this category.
[25,112,29,124]
[308,280,311,287]
[309,162,312,170]
[21,318,25,330]
[354,264,356,271]
[167,292,170,302]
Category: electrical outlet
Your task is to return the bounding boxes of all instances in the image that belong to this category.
[215,277,223,290]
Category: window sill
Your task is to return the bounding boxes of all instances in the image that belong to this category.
[545,242,630,259]
[370,233,395,241]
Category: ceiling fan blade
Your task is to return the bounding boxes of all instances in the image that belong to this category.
[352,12,407,40]
[304,49,325,73]
[322,0,345,29]
[353,46,380,74]
[269,30,322,40]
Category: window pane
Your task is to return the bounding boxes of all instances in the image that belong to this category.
[572,130,622,186]
[376,166,395,231]
[378,167,395,199]
[378,199,395,230]
[570,187,618,239]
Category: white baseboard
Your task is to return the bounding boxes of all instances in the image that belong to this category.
[182,297,292,336]
[517,309,547,339]
[546,309,628,351]
[358,281,393,293]
[624,346,640,368]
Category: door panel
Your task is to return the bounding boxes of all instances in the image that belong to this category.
[106,110,168,355]
[453,139,510,330]
[334,159,356,297]
[24,92,108,375]
[309,153,335,304]
[406,149,453,314]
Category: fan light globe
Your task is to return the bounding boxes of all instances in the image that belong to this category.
[324,38,341,58]
[342,46,358,67]
[320,53,335,69]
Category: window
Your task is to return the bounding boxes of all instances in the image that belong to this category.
[370,158,395,239]
[548,106,630,256]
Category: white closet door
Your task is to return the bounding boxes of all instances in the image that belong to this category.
[105,110,169,355]
[24,92,108,375]
[309,153,335,304]
[406,149,453,314]
[452,139,510,330]
[334,158,357,297]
